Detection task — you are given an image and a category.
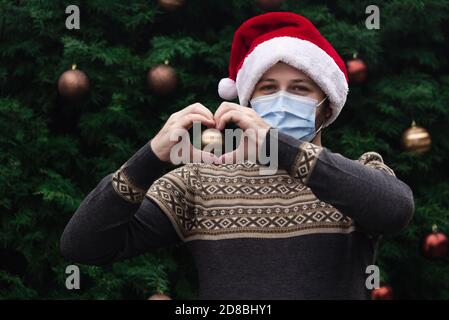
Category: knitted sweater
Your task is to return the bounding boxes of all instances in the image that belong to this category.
[60,131,414,299]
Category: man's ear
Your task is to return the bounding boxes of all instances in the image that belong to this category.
[325,104,332,121]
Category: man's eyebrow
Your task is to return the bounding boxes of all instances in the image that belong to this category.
[258,78,277,82]
[257,78,312,85]
[290,78,311,84]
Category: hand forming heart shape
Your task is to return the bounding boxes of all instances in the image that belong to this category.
[150,101,271,165]
[197,101,271,164]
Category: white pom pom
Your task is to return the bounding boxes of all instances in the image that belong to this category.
[218,78,238,100]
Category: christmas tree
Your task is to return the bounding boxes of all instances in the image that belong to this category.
[1,0,448,299]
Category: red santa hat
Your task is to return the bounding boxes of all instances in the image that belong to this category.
[218,12,349,127]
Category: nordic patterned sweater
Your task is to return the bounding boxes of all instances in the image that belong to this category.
[60,130,414,300]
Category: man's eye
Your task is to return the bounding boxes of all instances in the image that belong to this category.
[260,85,276,91]
[291,85,309,91]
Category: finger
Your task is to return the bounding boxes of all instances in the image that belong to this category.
[179,102,215,120]
[216,148,245,164]
[216,140,246,164]
[190,144,219,164]
[216,149,235,164]
[178,114,216,130]
[217,110,250,131]
[214,102,248,125]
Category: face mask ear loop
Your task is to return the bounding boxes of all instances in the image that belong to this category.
[309,115,327,142]
[315,123,324,135]
[316,96,328,107]
[307,96,328,142]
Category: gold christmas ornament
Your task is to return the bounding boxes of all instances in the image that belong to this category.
[147,60,178,95]
[157,0,185,12]
[201,128,223,150]
[57,64,90,99]
[401,120,431,154]
[147,293,172,300]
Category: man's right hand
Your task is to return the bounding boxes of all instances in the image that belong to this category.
[150,102,218,164]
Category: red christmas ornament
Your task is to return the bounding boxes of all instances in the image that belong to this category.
[423,224,449,259]
[256,0,284,11]
[371,285,393,300]
[347,54,367,84]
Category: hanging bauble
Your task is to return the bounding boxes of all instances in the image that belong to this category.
[347,53,368,84]
[147,60,178,95]
[401,120,431,154]
[147,293,172,300]
[57,64,90,100]
[157,0,185,12]
[256,0,284,11]
[201,128,223,150]
[423,224,448,259]
[371,285,393,300]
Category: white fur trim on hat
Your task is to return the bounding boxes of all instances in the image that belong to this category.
[236,36,349,127]
[218,77,238,100]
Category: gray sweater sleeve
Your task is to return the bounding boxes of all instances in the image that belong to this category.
[60,140,182,266]
[266,130,415,235]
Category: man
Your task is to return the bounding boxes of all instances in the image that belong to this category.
[61,12,414,299]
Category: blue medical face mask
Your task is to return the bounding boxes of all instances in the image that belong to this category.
[249,90,327,142]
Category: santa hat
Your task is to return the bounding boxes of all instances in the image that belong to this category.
[218,12,349,127]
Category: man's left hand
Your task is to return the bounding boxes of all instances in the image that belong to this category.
[213,101,271,164]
